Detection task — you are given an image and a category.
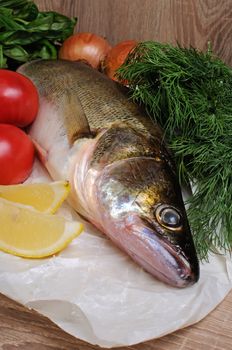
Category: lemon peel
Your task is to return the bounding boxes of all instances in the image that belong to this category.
[0,198,83,258]
[0,181,70,213]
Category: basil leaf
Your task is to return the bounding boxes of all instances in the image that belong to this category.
[1,31,43,45]
[0,0,77,69]
[0,30,14,42]
[0,9,25,30]
[0,44,7,67]
[50,13,77,40]
[0,0,28,10]
[25,12,54,32]
[4,44,29,61]
[30,40,57,60]
[14,2,38,21]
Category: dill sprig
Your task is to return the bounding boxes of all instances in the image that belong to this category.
[117,41,232,260]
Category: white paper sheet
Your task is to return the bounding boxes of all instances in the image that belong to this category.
[0,160,232,348]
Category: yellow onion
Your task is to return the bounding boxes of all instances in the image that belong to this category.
[59,32,111,69]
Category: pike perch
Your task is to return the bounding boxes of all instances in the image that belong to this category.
[18,59,199,287]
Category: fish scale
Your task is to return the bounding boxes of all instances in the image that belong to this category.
[18,59,199,288]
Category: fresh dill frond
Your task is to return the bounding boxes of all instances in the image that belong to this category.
[117,41,232,260]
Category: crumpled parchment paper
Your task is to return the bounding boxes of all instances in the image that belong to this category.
[0,160,232,348]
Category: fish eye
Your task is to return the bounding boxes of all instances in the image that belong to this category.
[155,205,182,230]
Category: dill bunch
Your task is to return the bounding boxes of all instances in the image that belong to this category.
[117,41,232,260]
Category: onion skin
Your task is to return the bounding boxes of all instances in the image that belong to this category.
[103,40,138,83]
[59,32,111,69]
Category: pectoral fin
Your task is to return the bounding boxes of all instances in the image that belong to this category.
[32,139,48,165]
[62,92,92,145]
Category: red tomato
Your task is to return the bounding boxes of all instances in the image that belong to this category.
[59,32,111,69]
[0,124,35,185]
[0,69,39,127]
[104,40,137,83]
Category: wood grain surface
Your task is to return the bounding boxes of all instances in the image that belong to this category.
[0,290,232,350]
[1,1,232,349]
[34,0,232,66]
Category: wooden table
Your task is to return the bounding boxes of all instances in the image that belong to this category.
[0,290,232,350]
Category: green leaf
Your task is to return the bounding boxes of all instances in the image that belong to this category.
[49,12,77,40]
[25,12,54,31]
[30,45,50,59]
[0,0,28,10]
[30,43,56,60]
[14,2,38,22]
[0,9,24,30]
[0,0,76,69]
[28,39,57,60]
[4,45,29,61]
[0,44,7,67]
[1,31,43,45]
[0,30,14,43]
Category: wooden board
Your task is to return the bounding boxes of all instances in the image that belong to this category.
[0,290,232,350]
[34,0,232,66]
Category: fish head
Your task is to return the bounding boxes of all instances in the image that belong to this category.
[95,156,199,288]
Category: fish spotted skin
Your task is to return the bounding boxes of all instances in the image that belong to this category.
[18,59,199,287]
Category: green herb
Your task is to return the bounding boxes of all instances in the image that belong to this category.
[117,41,232,260]
[0,0,77,69]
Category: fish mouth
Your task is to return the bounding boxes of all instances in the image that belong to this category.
[123,216,199,288]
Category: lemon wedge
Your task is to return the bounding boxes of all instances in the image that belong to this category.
[0,181,70,213]
[0,198,83,258]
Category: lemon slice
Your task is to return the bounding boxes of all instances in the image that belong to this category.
[0,198,83,258]
[0,181,70,213]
